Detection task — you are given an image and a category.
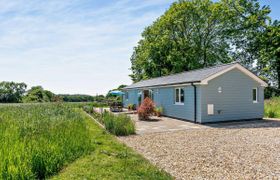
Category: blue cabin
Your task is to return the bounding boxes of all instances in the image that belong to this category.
[123,63,268,123]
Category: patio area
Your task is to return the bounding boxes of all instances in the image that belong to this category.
[128,114,207,134]
[93,107,206,134]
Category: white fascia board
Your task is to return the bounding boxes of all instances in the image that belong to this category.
[200,64,268,87]
[136,83,193,90]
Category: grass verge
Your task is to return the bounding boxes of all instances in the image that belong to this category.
[85,107,136,136]
[52,111,172,180]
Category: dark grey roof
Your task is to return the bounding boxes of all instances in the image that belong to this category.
[124,63,237,89]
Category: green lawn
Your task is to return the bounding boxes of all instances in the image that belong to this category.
[52,112,172,180]
[265,97,280,118]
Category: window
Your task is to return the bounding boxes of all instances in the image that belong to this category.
[253,88,258,103]
[175,88,184,105]
[125,92,129,100]
[149,90,154,100]
[208,104,214,115]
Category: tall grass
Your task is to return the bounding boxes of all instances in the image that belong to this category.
[0,104,93,179]
[265,97,280,118]
[103,111,135,136]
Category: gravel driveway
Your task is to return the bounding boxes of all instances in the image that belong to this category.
[119,119,280,179]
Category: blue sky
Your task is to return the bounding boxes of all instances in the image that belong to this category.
[0,0,278,95]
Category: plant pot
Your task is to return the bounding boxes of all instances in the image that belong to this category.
[156,112,161,117]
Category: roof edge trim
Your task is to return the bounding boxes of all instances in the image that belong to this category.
[200,64,268,87]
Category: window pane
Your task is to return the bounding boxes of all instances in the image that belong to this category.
[149,90,154,100]
[253,89,257,101]
[175,89,179,103]
[180,88,184,103]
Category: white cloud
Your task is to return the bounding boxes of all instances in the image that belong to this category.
[0,0,173,95]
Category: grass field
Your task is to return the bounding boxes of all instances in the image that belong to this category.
[265,97,280,118]
[0,104,93,179]
[0,103,171,179]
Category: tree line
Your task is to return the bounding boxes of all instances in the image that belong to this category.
[130,0,279,94]
[0,81,101,103]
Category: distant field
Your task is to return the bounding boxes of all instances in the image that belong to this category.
[265,97,280,118]
[0,103,171,179]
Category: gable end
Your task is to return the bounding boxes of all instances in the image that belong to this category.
[200,64,268,87]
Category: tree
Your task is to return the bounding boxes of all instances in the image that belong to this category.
[0,81,27,103]
[258,21,280,89]
[23,86,56,103]
[59,94,95,102]
[130,0,271,83]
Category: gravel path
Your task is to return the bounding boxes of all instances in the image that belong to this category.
[119,125,280,179]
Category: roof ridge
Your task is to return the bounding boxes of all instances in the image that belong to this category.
[133,62,238,84]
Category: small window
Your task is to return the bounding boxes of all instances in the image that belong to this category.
[180,88,184,102]
[175,88,184,105]
[125,92,129,100]
[253,88,258,103]
[208,104,214,115]
[149,90,154,100]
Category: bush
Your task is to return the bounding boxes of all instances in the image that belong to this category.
[103,112,135,136]
[265,87,280,99]
[138,97,155,120]
[267,109,276,118]
[154,106,163,117]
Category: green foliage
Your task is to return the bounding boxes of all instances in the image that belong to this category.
[23,86,58,103]
[130,0,273,85]
[0,81,27,103]
[257,20,280,89]
[264,86,280,99]
[127,103,135,110]
[102,111,135,136]
[155,106,163,113]
[52,114,172,180]
[59,94,95,102]
[0,104,93,179]
[265,97,280,118]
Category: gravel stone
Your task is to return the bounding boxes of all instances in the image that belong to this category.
[119,120,280,179]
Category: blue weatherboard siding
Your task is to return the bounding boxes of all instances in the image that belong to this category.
[151,86,199,121]
[123,89,138,107]
[200,68,264,123]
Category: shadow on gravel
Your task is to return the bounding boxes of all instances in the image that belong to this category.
[205,119,280,129]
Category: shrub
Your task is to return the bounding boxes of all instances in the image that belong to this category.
[103,112,135,136]
[154,106,163,117]
[267,109,276,118]
[128,104,133,110]
[138,97,155,120]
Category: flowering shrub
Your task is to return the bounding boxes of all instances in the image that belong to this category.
[138,97,155,120]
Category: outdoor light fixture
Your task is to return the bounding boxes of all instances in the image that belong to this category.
[218,87,222,93]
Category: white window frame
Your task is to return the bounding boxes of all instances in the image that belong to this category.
[207,104,214,115]
[253,88,258,103]
[174,88,184,105]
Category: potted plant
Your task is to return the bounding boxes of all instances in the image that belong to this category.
[128,104,133,111]
[154,106,163,117]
